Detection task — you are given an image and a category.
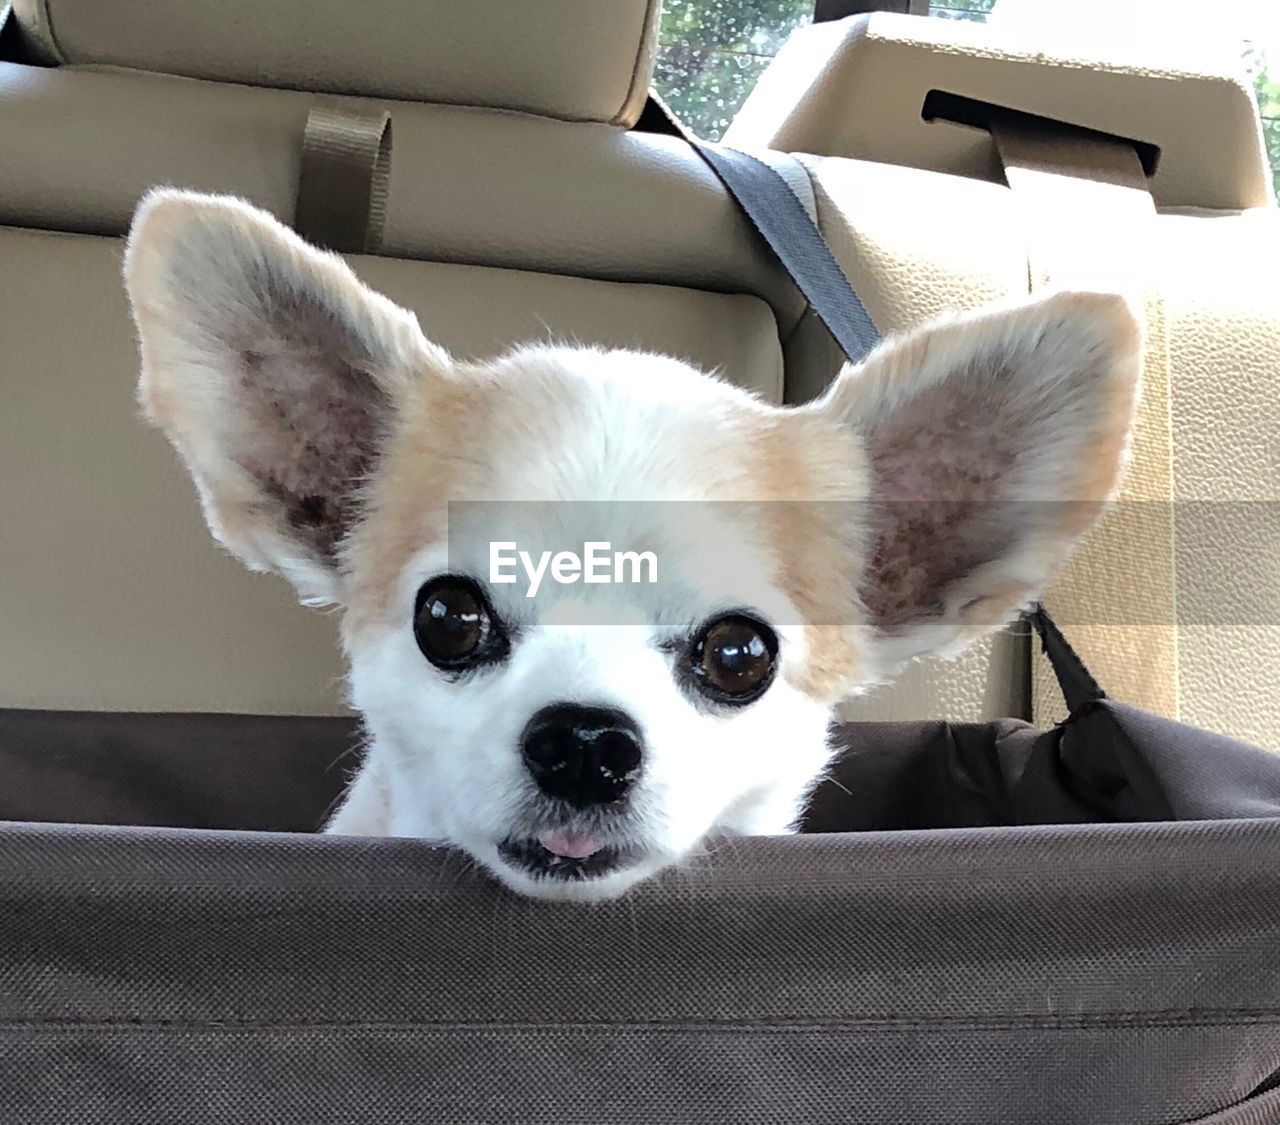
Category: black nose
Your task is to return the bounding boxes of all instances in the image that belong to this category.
[520,703,643,808]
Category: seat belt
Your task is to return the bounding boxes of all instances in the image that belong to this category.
[690,142,881,365]
[643,93,881,364]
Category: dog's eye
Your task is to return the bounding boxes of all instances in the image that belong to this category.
[413,577,505,670]
[689,614,778,705]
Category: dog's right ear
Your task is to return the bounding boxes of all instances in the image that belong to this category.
[124,189,445,607]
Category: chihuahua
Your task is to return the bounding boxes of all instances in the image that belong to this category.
[123,189,1141,901]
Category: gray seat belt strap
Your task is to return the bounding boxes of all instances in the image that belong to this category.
[690,140,882,365]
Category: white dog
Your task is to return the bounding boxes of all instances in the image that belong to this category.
[123,189,1142,901]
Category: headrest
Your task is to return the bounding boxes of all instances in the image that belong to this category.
[0,62,804,324]
[11,0,660,125]
[727,13,1272,212]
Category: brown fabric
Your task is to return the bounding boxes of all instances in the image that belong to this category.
[3,706,1280,1120]
[1,815,1279,1122]
[0,709,357,832]
[6,703,1279,836]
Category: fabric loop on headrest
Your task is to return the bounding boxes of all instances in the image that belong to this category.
[295,108,392,255]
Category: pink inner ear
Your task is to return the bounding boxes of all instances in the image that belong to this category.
[860,371,1025,631]
[234,349,388,560]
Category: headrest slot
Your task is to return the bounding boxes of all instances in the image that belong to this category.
[922,89,1161,179]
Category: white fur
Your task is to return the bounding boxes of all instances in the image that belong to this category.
[335,524,833,900]
[124,190,1143,902]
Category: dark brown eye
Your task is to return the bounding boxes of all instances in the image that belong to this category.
[413,577,505,670]
[689,614,778,705]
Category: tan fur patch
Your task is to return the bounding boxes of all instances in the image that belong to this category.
[342,360,500,640]
[341,353,876,700]
[750,412,870,704]
[1061,295,1144,508]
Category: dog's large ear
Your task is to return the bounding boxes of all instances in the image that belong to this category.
[124,189,441,606]
[815,291,1143,671]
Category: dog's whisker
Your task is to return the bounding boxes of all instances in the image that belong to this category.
[323,741,367,776]
[824,775,853,798]
[316,789,349,830]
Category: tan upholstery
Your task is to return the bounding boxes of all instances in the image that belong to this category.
[11,0,662,126]
[0,64,806,328]
[726,13,1273,211]
[0,227,781,714]
[1160,211,1280,751]
[0,13,811,715]
[2,7,1277,742]
[748,16,1280,745]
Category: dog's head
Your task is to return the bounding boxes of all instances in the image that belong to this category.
[124,190,1142,900]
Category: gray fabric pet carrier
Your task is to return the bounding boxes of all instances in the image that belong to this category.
[4,139,1280,1125]
[3,611,1280,1124]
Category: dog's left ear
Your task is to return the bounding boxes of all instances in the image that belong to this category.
[124,190,443,606]
[813,291,1144,671]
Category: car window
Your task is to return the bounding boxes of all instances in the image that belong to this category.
[930,0,995,21]
[1246,40,1280,194]
[654,0,813,140]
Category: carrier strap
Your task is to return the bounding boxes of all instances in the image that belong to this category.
[1026,605,1107,712]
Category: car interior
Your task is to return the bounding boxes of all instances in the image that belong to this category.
[2,0,1280,1120]
[3,0,1277,748]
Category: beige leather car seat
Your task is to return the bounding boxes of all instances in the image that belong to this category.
[730,15,1280,745]
[0,0,805,715]
[2,3,1278,750]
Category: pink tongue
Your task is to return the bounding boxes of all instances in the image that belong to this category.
[538,830,605,860]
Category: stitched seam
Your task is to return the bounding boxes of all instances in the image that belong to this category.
[4,1010,1280,1033]
[30,0,67,62]
[613,0,662,127]
[65,64,619,127]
